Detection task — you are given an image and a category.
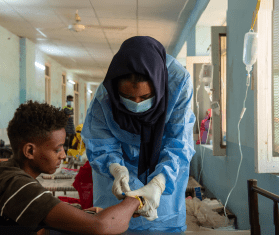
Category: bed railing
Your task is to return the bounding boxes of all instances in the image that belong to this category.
[247,179,279,235]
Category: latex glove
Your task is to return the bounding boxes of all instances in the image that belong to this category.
[125,173,166,221]
[109,163,131,200]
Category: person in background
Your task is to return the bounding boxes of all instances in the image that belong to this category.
[81,36,196,233]
[196,110,212,145]
[66,124,86,163]
[0,100,142,235]
[63,95,75,153]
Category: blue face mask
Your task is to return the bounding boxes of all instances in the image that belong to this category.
[67,101,72,106]
[119,95,155,113]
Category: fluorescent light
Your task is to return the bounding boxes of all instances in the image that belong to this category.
[35,28,47,38]
[87,89,93,93]
[89,82,101,85]
[35,62,45,70]
[68,80,76,85]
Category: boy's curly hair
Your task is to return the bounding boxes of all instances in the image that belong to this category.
[7,100,68,164]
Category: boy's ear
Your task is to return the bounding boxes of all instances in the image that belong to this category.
[22,143,36,160]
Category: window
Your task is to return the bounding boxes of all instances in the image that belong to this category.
[74,81,79,127]
[62,73,66,108]
[74,83,79,93]
[255,0,279,173]
[187,56,211,143]
[211,26,227,156]
[84,84,87,119]
[220,35,227,146]
[273,0,279,157]
[90,86,94,101]
[45,63,51,104]
[187,27,227,156]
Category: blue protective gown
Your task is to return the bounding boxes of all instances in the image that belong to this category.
[81,54,196,233]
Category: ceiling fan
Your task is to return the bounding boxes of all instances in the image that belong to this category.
[34,10,127,41]
[68,10,127,32]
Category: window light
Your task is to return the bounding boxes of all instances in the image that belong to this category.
[68,80,76,85]
[35,62,45,70]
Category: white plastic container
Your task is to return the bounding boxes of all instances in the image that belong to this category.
[199,63,213,86]
[243,31,258,72]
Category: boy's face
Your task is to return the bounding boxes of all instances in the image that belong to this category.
[26,129,66,176]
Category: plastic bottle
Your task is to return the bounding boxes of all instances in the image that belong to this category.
[243,31,258,73]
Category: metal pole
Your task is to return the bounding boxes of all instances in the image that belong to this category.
[248,179,261,235]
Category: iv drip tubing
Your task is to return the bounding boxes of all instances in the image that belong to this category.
[198,115,212,184]
[223,73,250,218]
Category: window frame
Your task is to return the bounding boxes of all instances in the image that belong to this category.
[84,84,87,120]
[187,27,228,156]
[211,26,227,156]
[90,86,94,101]
[254,0,279,173]
[74,81,79,127]
[45,63,51,104]
[62,73,66,108]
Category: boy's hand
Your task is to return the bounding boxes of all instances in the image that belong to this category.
[83,207,103,213]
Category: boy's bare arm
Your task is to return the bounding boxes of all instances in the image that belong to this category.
[44,196,140,234]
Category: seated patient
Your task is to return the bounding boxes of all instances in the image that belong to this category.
[0,100,141,235]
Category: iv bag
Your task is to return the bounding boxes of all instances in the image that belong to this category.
[243,31,258,72]
[199,64,213,86]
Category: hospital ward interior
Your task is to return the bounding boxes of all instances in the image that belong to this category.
[0,0,278,234]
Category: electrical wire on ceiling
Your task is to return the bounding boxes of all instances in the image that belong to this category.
[166,0,189,52]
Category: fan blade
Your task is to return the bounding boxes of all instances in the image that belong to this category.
[85,25,127,31]
[36,27,68,32]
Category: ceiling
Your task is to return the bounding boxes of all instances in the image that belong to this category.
[0,0,226,84]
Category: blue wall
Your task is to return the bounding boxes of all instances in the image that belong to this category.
[190,0,279,233]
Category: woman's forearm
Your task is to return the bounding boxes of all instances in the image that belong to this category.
[95,196,140,234]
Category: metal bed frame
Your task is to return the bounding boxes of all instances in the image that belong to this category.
[248,179,279,235]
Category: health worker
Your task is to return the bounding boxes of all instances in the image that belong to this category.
[81,36,196,233]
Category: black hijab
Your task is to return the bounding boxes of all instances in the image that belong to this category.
[103,36,168,184]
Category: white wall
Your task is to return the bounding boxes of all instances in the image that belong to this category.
[0,25,89,144]
[195,25,211,56]
[26,39,45,103]
[0,26,20,131]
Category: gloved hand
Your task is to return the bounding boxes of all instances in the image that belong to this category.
[109,163,131,200]
[125,173,166,221]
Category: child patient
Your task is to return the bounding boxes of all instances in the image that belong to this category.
[0,100,141,235]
